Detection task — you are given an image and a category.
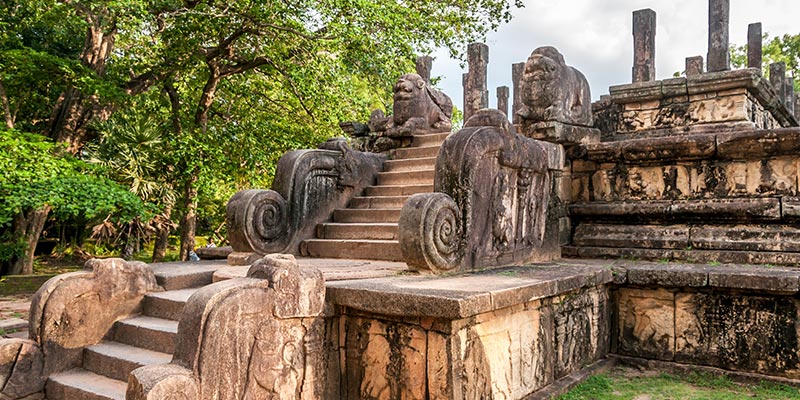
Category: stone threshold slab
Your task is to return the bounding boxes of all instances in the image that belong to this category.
[213,257,408,282]
[326,263,612,319]
[561,257,800,294]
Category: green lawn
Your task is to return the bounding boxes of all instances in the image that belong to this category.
[560,368,800,400]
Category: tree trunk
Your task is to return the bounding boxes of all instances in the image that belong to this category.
[178,172,198,261]
[0,79,14,129]
[9,207,51,275]
[120,223,135,260]
[152,203,173,262]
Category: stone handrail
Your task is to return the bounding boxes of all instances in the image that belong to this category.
[226,138,383,256]
[0,258,160,400]
[399,109,565,273]
[128,254,326,400]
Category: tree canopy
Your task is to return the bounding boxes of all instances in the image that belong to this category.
[0,0,522,270]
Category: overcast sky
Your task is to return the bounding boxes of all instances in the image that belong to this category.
[430,0,800,108]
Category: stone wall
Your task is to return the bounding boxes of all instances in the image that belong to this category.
[610,262,800,379]
[565,128,800,264]
[594,69,797,139]
[324,265,611,399]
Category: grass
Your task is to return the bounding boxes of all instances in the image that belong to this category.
[560,368,800,400]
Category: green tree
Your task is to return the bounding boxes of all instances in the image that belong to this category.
[2,0,522,261]
[0,129,149,275]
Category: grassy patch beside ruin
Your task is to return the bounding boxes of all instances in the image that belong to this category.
[560,368,800,399]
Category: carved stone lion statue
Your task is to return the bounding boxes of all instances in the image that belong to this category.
[386,73,453,136]
[516,46,592,127]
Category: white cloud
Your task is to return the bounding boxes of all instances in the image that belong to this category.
[431,0,800,107]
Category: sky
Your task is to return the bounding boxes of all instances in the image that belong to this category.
[429,0,800,108]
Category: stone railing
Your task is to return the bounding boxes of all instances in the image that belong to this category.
[227,138,383,257]
[128,254,326,400]
[0,258,160,400]
[399,109,565,273]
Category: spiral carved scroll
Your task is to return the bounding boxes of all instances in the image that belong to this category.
[227,189,289,254]
[399,193,463,273]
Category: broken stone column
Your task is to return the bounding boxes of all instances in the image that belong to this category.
[463,42,489,122]
[416,55,433,86]
[785,77,796,116]
[747,22,762,70]
[686,56,704,77]
[632,9,657,83]
[497,86,509,116]
[512,62,525,125]
[707,0,730,72]
[770,62,786,104]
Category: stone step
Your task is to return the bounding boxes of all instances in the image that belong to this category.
[349,196,410,209]
[377,169,435,185]
[333,208,402,223]
[392,145,441,160]
[113,316,178,354]
[143,288,198,321]
[46,369,126,400]
[411,132,450,147]
[364,184,433,197]
[83,341,172,382]
[317,223,399,240]
[150,262,223,291]
[301,239,402,261]
[383,157,437,172]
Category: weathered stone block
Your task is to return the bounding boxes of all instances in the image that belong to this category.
[616,288,674,361]
[674,293,800,377]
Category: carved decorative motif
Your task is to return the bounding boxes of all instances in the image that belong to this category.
[386,73,453,136]
[128,254,326,400]
[399,109,564,273]
[227,138,383,256]
[0,258,160,400]
[517,46,593,128]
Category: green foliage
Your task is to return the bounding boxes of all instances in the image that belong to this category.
[0,129,151,262]
[731,33,800,91]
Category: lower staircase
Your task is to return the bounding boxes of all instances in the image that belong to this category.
[300,132,448,262]
[45,265,218,400]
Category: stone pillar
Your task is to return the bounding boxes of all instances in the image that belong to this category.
[497,86,509,117]
[463,42,489,122]
[747,23,762,70]
[707,0,730,72]
[512,62,525,125]
[770,62,786,104]
[785,77,795,116]
[416,56,433,85]
[632,9,657,83]
[686,56,704,78]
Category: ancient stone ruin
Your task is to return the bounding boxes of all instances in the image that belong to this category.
[4,1,800,399]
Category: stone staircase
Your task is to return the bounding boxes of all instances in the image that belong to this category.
[301,132,448,262]
[44,264,219,400]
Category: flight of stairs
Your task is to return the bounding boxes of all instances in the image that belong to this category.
[301,132,449,262]
[45,264,219,400]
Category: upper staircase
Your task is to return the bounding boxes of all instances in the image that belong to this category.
[300,132,448,262]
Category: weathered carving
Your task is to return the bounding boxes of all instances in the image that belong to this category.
[129,254,326,400]
[398,193,462,273]
[0,258,159,400]
[227,138,383,256]
[400,109,564,273]
[386,73,453,136]
[517,46,592,128]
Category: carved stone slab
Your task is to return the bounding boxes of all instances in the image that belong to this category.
[227,139,383,258]
[399,109,565,273]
